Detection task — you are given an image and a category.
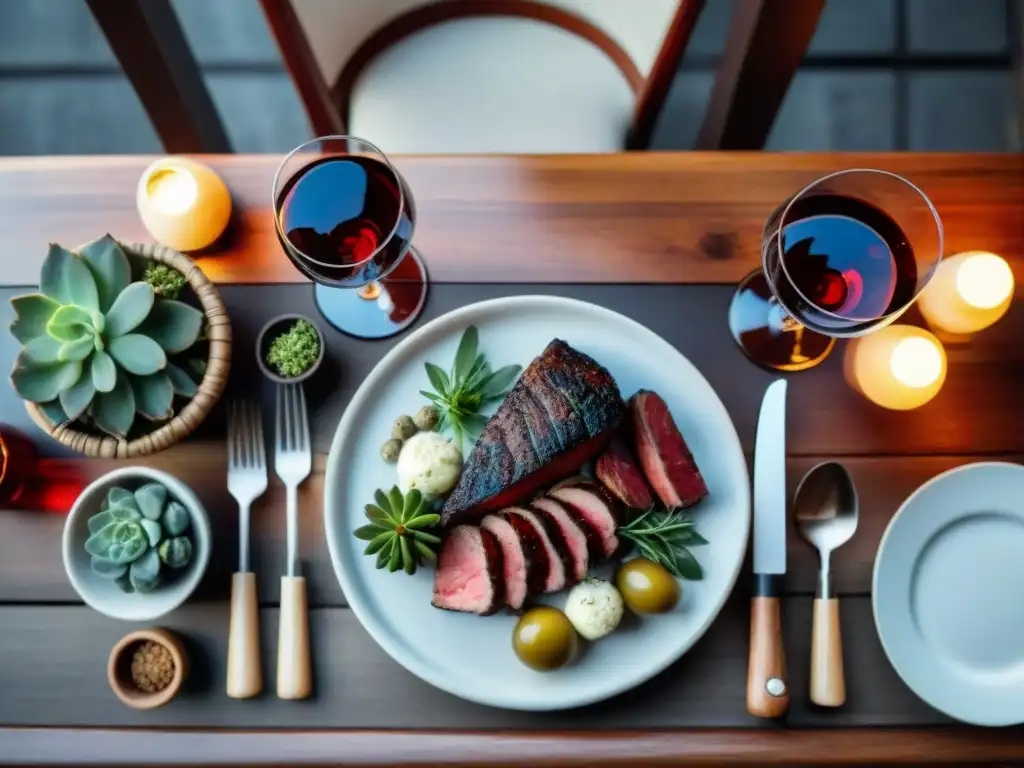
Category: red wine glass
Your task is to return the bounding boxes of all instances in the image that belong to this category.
[273,136,427,339]
[728,168,944,371]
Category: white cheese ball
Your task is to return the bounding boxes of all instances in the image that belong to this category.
[396,431,463,496]
[563,578,624,641]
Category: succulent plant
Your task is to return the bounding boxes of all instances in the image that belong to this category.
[354,486,441,575]
[84,482,193,593]
[143,263,187,300]
[9,235,205,438]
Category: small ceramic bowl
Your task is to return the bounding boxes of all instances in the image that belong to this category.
[255,313,326,385]
[108,627,188,709]
[62,467,211,621]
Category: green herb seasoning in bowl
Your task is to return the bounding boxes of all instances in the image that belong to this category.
[256,314,325,384]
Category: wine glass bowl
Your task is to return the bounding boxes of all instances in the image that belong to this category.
[272,136,427,340]
[729,169,944,371]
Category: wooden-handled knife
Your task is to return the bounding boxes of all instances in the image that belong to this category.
[747,379,790,718]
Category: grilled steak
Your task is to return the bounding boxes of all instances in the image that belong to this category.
[431,526,505,615]
[506,507,570,593]
[630,390,708,509]
[548,483,621,558]
[529,498,590,583]
[440,339,625,527]
[596,435,655,509]
[480,511,548,608]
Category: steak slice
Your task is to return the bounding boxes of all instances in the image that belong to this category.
[529,498,590,583]
[480,511,548,608]
[630,390,708,509]
[432,526,504,615]
[440,339,625,528]
[596,435,655,510]
[505,507,569,593]
[548,483,621,558]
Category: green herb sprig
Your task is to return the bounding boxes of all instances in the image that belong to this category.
[619,508,708,580]
[419,326,521,449]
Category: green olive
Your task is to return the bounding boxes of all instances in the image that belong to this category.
[512,607,578,672]
[616,558,680,614]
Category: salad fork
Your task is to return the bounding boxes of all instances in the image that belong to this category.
[275,383,313,699]
[226,400,268,699]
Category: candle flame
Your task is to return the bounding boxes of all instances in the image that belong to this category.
[146,166,198,215]
[956,252,1014,310]
[890,337,943,389]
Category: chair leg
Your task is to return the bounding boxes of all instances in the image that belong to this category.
[85,0,231,153]
[696,0,824,150]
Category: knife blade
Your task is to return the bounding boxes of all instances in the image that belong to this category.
[747,378,790,718]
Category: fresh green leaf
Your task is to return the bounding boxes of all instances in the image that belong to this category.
[135,482,168,520]
[87,506,141,534]
[354,525,381,540]
[481,365,522,398]
[462,356,490,393]
[129,548,161,591]
[451,326,479,386]
[165,362,199,397]
[140,518,163,548]
[79,235,131,313]
[106,487,135,509]
[91,349,117,393]
[388,538,402,572]
[59,334,96,362]
[387,487,404,522]
[90,371,135,438]
[672,547,703,580]
[424,363,450,397]
[91,557,128,579]
[376,540,393,570]
[40,244,98,310]
[419,390,446,406]
[158,536,192,568]
[103,282,154,338]
[45,305,95,343]
[404,513,441,530]
[402,488,423,522]
[413,540,437,563]
[9,294,60,343]
[364,531,393,555]
[364,504,390,523]
[162,501,190,536]
[21,335,63,364]
[409,529,442,545]
[59,364,96,421]
[130,372,174,420]
[400,537,416,575]
[136,299,203,354]
[108,334,166,375]
[37,399,69,427]
[374,489,392,516]
[10,357,81,403]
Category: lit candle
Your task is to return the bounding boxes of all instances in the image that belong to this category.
[918,251,1015,334]
[844,326,947,410]
[136,158,231,252]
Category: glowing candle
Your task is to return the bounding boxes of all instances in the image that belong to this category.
[844,326,947,410]
[918,251,1015,334]
[136,158,231,252]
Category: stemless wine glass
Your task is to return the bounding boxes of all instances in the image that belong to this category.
[272,136,427,339]
[728,168,944,371]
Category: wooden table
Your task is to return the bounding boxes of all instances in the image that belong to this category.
[1,153,1022,767]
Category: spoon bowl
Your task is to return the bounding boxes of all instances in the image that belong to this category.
[794,461,859,557]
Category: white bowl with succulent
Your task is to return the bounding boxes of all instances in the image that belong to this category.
[8,235,230,457]
[62,466,211,621]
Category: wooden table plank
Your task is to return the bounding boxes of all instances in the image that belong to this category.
[0,598,948,729]
[0,154,1020,286]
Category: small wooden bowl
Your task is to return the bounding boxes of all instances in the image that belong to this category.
[108,628,188,710]
[24,241,231,458]
[256,313,326,385]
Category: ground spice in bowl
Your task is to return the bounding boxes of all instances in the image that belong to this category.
[130,640,176,693]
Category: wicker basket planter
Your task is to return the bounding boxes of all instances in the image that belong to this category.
[24,242,231,459]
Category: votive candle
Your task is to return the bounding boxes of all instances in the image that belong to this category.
[844,325,947,410]
[136,158,231,252]
[918,251,1014,334]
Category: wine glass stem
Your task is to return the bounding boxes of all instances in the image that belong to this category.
[357,281,382,301]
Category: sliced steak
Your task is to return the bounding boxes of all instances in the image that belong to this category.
[529,498,589,583]
[440,340,625,528]
[630,390,708,509]
[431,526,504,615]
[596,435,655,509]
[505,507,569,593]
[480,511,549,608]
[548,484,620,558]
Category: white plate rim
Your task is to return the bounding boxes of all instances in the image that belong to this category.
[324,295,750,710]
[871,460,1024,727]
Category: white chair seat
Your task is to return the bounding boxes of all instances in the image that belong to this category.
[348,16,636,154]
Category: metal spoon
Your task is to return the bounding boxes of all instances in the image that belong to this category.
[793,461,859,707]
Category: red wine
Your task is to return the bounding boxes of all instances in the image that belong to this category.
[276,155,415,287]
[765,193,917,335]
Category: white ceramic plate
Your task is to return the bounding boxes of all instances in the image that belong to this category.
[324,296,749,710]
[873,462,1024,726]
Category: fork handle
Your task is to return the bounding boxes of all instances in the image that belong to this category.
[277,576,312,699]
[227,572,262,698]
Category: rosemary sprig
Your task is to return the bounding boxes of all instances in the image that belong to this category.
[419,326,521,450]
[618,507,708,580]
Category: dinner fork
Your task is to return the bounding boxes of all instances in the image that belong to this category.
[275,383,313,699]
[226,400,268,699]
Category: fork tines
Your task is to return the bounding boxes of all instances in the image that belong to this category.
[275,383,310,456]
[229,400,266,471]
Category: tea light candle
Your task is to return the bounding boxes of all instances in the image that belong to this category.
[918,251,1015,334]
[844,325,947,410]
[136,158,231,252]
